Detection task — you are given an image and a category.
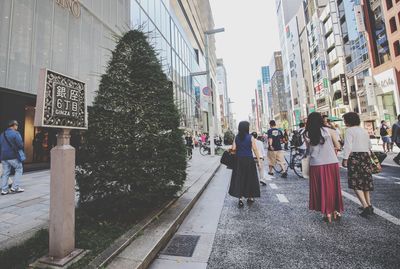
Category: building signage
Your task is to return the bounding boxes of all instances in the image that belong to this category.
[195,86,200,118]
[354,5,365,32]
[56,0,81,18]
[202,86,211,96]
[323,78,329,89]
[321,60,326,70]
[317,97,326,107]
[364,76,376,106]
[34,69,87,129]
[340,74,349,105]
[374,68,397,94]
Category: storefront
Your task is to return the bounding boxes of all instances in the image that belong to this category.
[374,68,400,125]
[0,87,60,167]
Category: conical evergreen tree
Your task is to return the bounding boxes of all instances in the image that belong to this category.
[76,30,186,218]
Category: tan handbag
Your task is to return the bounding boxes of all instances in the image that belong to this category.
[301,156,310,179]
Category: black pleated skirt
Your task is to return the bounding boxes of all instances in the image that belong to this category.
[228,156,260,198]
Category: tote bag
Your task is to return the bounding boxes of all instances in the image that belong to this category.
[301,156,310,179]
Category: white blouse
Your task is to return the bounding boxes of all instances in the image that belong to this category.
[343,126,372,159]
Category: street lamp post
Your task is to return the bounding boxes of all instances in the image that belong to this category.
[205,28,224,156]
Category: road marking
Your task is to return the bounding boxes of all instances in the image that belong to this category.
[269,183,278,189]
[373,175,386,179]
[341,191,400,226]
[276,194,289,203]
[394,182,400,185]
[264,174,274,180]
[269,183,278,190]
[392,177,400,180]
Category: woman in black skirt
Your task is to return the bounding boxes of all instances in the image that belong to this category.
[229,121,262,207]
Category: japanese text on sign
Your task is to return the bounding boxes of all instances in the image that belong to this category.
[53,84,81,118]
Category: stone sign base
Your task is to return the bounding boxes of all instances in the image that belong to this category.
[30,249,87,269]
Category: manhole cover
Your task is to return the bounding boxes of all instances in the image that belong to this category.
[162,234,200,257]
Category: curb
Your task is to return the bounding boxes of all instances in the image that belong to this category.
[88,161,221,269]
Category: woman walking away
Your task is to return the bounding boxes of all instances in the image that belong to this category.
[305,112,343,223]
[229,121,261,207]
[283,129,289,150]
[342,112,374,217]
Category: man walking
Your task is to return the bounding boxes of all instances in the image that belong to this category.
[252,132,267,186]
[267,120,287,178]
[0,120,25,195]
[391,115,400,165]
[380,120,392,153]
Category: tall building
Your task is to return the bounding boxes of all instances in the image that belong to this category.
[319,0,352,118]
[340,0,376,130]
[261,66,272,129]
[0,0,217,164]
[285,14,307,125]
[362,0,400,124]
[269,51,289,128]
[275,0,304,128]
[217,58,232,131]
[297,1,316,115]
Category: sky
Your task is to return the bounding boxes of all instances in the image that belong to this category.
[209,0,281,122]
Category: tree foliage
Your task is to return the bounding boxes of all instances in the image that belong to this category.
[76,30,186,218]
[223,129,235,145]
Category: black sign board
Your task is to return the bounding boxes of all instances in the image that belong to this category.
[34,69,87,129]
[340,74,349,105]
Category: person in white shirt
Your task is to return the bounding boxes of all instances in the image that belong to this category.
[252,132,266,186]
[342,112,374,218]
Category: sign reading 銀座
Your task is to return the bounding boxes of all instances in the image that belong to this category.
[34,69,87,129]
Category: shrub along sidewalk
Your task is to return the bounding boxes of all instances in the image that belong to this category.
[0,151,220,269]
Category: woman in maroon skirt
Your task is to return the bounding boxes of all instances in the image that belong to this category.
[305,112,344,223]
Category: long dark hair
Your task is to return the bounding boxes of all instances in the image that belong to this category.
[305,112,325,146]
[237,121,250,141]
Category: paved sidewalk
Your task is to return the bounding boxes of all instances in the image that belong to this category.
[0,149,218,251]
[0,170,50,250]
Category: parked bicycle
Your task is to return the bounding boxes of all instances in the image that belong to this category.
[199,141,225,156]
[272,146,305,178]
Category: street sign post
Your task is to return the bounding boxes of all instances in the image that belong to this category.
[34,69,87,267]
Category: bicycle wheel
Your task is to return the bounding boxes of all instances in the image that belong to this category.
[272,164,283,173]
[199,145,209,156]
[292,154,304,178]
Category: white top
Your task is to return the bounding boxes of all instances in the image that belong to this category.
[308,127,339,166]
[253,139,266,158]
[343,126,372,159]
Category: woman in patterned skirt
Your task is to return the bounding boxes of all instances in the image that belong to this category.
[342,112,374,217]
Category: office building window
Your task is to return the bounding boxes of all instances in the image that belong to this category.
[394,40,400,56]
[390,17,397,33]
[386,0,393,9]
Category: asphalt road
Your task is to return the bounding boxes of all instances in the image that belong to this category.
[207,162,400,269]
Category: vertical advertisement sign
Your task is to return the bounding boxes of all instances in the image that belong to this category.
[195,86,200,118]
[340,74,349,105]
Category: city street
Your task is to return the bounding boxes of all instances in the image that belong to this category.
[151,153,400,269]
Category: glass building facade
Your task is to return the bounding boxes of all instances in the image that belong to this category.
[130,0,209,131]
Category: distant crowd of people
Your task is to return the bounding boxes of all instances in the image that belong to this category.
[225,112,400,224]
